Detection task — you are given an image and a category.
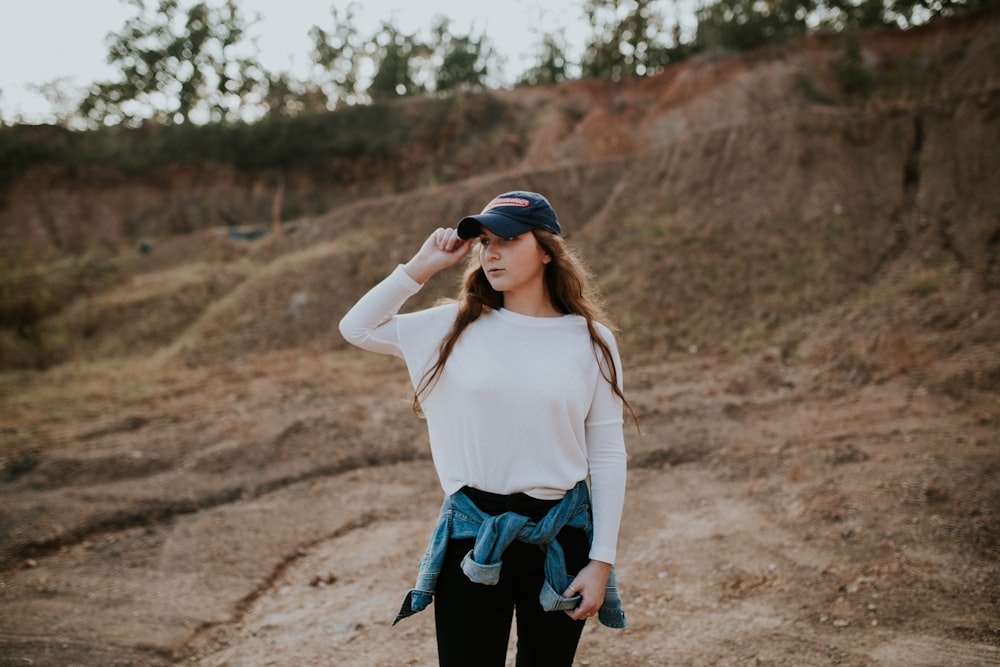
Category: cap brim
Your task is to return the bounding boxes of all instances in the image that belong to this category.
[457,213,535,240]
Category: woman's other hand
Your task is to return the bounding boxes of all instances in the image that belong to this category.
[563,559,612,621]
[403,228,473,284]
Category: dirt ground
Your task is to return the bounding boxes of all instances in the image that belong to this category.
[1,336,997,666]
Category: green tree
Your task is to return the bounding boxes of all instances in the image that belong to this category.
[29,78,86,128]
[580,0,671,80]
[308,3,365,106]
[694,0,815,52]
[314,11,493,103]
[431,17,496,92]
[368,21,429,101]
[261,71,327,117]
[818,0,990,32]
[519,32,572,86]
[888,0,994,26]
[834,29,874,96]
[814,0,891,31]
[78,0,266,127]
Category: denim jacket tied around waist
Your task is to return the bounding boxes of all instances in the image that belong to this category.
[393,479,627,629]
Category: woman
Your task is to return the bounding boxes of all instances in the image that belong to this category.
[339,190,631,666]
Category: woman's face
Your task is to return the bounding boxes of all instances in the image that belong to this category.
[478,228,551,295]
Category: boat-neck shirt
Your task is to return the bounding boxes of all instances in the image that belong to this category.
[339,265,627,563]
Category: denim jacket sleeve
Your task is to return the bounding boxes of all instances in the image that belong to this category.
[393,480,626,629]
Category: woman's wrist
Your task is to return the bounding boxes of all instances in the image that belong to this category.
[402,257,436,284]
[589,559,613,574]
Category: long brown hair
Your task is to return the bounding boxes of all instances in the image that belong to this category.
[414,229,638,427]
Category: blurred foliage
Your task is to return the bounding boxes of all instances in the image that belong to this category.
[818,0,995,31]
[0,250,125,369]
[835,30,875,98]
[79,0,266,127]
[368,21,430,101]
[0,1,985,184]
[519,33,573,86]
[580,0,684,79]
[432,17,496,93]
[694,0,816,52]
[6,0,986,130]
[0,95,504,182]
[307,3,365,106]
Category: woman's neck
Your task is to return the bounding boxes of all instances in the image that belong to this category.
[501,287,562,318]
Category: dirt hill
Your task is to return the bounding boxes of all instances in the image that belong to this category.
[0,9,998,667]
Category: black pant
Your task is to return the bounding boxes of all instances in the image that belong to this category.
[434,487,591,667]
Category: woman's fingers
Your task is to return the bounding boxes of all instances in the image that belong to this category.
[436,227,467,252]
[563,582,597,621]
[567,598,597,621]
[404,228,472,283]
[563,561,611,621]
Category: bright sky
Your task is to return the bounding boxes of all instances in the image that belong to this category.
[0,0,594,124]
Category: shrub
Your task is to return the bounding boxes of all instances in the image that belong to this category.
[836,31,874,98]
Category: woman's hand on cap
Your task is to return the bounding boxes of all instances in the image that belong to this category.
[403,228,473,284]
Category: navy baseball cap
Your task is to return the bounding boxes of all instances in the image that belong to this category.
[456,191,561,239]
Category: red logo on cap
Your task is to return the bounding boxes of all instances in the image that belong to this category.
[482,197,530,213]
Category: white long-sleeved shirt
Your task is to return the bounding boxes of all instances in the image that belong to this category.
[338,265,627,564]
